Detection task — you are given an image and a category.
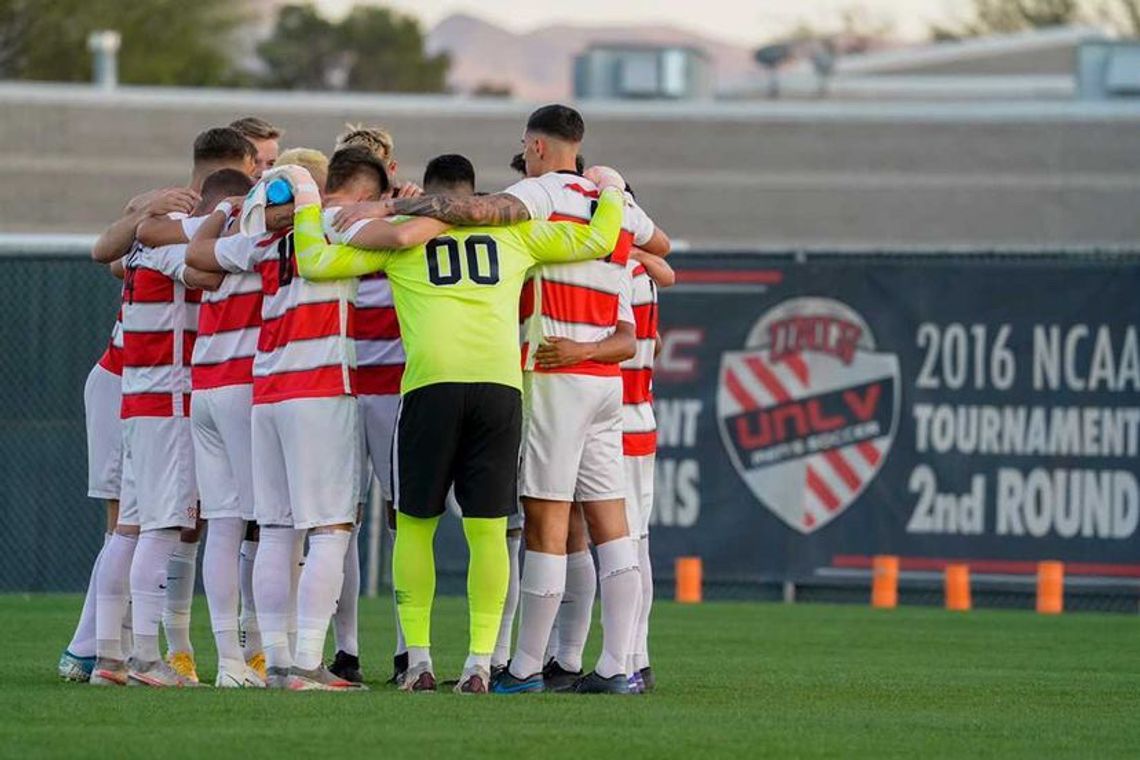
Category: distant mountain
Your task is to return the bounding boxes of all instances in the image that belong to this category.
[425,13,762,100]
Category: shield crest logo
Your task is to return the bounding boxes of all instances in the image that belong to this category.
[717,297,899,534]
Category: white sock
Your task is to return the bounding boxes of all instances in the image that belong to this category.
[121,598,133,655]
[287,530,305,656]
[491,534,521,668]
[333,525,360,656]
[555,549,596,673]
[95,533,137,661]
[68,533,111,658]
[632,536,653,671]
[509,552,566,680]
[239,537,261,658]
[389,526,406,657]
[203,518,244,664]
[295,531,351,671]
[408,646,432,670]
[594,537,640,679]
[129,530,180,663]
[163,539,199,655]
[253,526,296,671]
[464,653,491,673]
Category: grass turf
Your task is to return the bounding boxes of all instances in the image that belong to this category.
[1,594,1138,758]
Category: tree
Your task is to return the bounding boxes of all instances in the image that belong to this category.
[257,3,449,93]
[0,0,246,85]
[932,0,1140,39]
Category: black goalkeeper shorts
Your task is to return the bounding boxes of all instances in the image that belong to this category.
[392,382,522,519]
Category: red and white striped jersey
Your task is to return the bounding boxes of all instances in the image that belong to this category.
[214,207,361,405]
[192,214,263,391]
[97,310,124,376]
[506,171,654,377]
[119,241,199,419]
[355,272,405,396]
[620,260,659,456]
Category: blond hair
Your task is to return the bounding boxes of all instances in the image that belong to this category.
[337,123,395,161]
[229,116,282,141]
[276,147,329,189]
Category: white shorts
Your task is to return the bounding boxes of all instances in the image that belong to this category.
[519,372,625,503]
[118,435,139,527]
[624,455,655,538]
[123,416,198,531]
[84,364,122,500]
[251,396,361,530]
[192,385,255,521]
[360,393,399,503]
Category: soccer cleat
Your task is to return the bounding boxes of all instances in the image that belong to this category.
[387,651,409,687]
[490,666,544,694]
[89,658,129,686]
[542,659,582,693]
[167,651,200,684]
[247,652,267,682]
[627,671,645,695]
[285,665,369,692]
[215,658,266,688]
[570,671,631,694]
[329,650,363,684]
[639,666,655,692]
[398,661,437,693]
[127,658,201,687]
[58,650,96,682]
[266,666,291,689]
[454,666,490,694]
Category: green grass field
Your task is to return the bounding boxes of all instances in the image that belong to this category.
[2,594,1138,758]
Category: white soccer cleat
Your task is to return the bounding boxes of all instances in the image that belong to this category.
[127,658,202,688]
[89,658,129,687]
[215,658,266,688]
[285,665,368,692]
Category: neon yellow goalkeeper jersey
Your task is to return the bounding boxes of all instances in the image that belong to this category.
[293,187,625,394]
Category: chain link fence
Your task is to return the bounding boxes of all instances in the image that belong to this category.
[2,241,1137,614]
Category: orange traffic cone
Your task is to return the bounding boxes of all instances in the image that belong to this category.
[871,555,898,609]
[1036,561,1064,614]
[675,556,702,604]
[944,563,971,611]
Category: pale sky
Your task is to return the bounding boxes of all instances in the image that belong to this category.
[316,0,967,46]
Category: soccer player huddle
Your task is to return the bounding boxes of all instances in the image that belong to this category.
[58,104,674,694]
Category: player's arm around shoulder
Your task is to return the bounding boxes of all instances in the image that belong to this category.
[523,185,625,264]
[185,201,240,273]
[292,203,392,281]
[388,192,531,226]
[345,215,450,251]
[632,248,675,288]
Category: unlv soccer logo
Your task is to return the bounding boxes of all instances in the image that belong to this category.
[717,298,899,534]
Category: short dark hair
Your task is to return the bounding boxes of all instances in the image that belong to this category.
[424,154,475,191]
[229,116,282,141]
[526,104,585,143]
[509,152,526,176]
[326,145,390,196]
[575,154,585,173]
[193,127,256,166]
[200,168,254,202]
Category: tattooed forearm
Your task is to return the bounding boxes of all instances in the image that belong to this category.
[390,192,531,226]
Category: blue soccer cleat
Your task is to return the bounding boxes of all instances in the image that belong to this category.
[491,666,544,694]
[58,650,96,682]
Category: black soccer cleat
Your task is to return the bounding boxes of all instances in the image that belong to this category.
[329,650,363,684]
[638,666,656,692]
[387,651,409,687]
[542,658,583,693]
[571,671,631,694]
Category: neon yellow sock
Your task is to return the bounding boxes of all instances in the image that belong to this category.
[393,513,440,649]
[463,516,509,656]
